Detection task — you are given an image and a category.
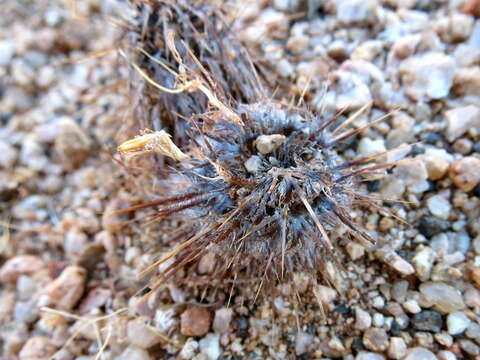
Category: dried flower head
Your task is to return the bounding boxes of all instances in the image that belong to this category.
[118,129,188,161]
[120,0,394,296]
[120,103,391,293]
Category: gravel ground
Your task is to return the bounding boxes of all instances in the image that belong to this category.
[1,0,480,359]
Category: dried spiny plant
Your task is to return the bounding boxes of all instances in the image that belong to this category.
[124,0,266,146]
[119,0,394,296]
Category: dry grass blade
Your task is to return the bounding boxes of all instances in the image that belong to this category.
[332,101,372,134]
[136,223,216,280]
[40,307,128,360]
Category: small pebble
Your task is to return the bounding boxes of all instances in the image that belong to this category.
[326,70,372,111]
[255,134,286,155]
[379,217,394,233]
[346,242,365,260]
[328,336,346,353]
[446,311,471,335]
[424,133,441,144]
[355,353,385,360]
[313,284,337,304]
[352,40,383,61]
[449,156,480,191]
[181,307,212,337]
[466,322,480,342]
[399,52,455,101]
[197,252,217,275]
[114,346,152,360]
[437,350,457,360]
[54,117,91,170]
[389,255,415,276]
[419,281,465,314]
[155,307,176,333]
[386,302,404,317]
[372,313,384,327]
[459,339,480,356]
[410,144,425,156]
[19,337,57,360]
[454,66,480,100]
[199,333,221,360]
[412,247,435,281]
[435,13,474,43]
[472,267,480,287]
[435,332,453,347]
[363,328,389,352]
[63,228,88,258]
[276,59,295,78]
[0,255,45,282]
[336,0,378,25]
[286,35,309,54]
[414,332,434,348]
[50,349,74,360]
[12,195,48,221]
[213,308,233,334]
[403,347,436,360]
[295,331,314,356]
[14,300,38,323]
[445,105,480,142]
[179,338,199,359]
[418,148,452,180]
[376,248,415,276]
[0,39,14,66]
[453,138,473,154]
[455,232,471,254]
[418,216,449,237]
[357,137,386,157]
[78,287,110,313]
[366,179,380,192]
[392,157,429,194]
[355,307,372,330]
[16,275,38,300]
[372,296,385,309]
[395,313,410,330]
[387,337,407,360]
[403,299,421,314]
[39,266,86,310]
[0,141,18,168]
[391,281,409,302]
[412,311,444,332]
[328,40,349,62]
[426,194,451,220]
[127,318,162,348]
[244,155,262,173]
[464,288,480,307]
[387,112,415,148]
